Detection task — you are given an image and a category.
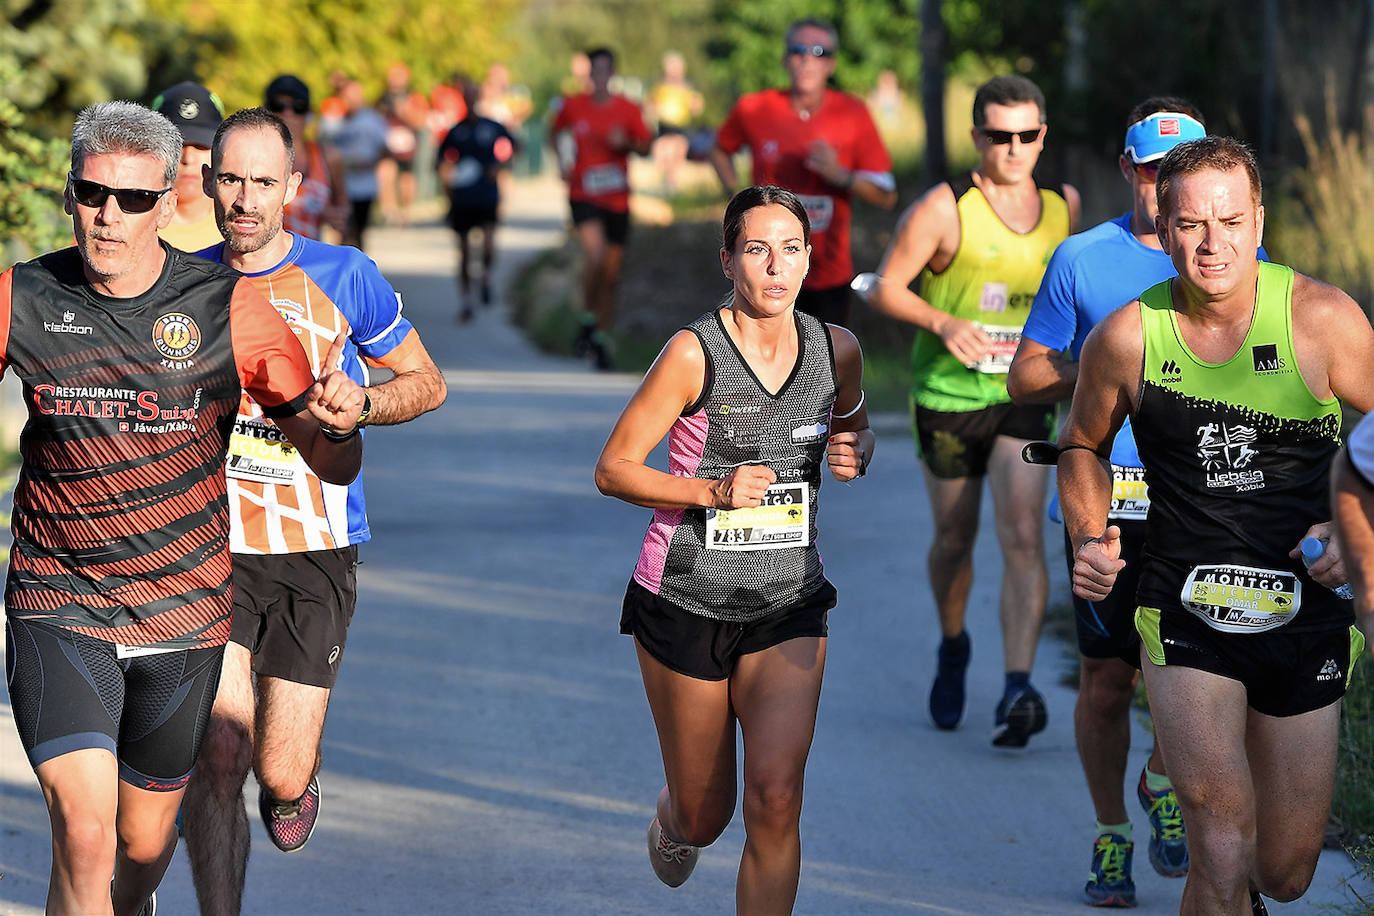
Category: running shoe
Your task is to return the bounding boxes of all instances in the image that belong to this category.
[647,816,699,888]
[991,683,1048,748]
[928,631,970,730]
[259,776,321,853]
[1136,767,1188,877]
[1251,889,1269,914]
[480,280,492,306]
[458,303,474,324]
[111,882,157,916]
[1083,831,1136,907]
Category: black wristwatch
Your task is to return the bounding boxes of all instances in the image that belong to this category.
[356,392,372,427]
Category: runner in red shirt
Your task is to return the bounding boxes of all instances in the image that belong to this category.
[710,16,897,326]
[549,47,652,369]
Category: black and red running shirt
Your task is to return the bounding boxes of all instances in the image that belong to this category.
[0,245,316,650]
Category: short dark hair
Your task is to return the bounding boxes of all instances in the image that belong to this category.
[972,75,1045,127]
[1127,96,1204,128]
[211,107,295,173]
[785,17,838,47]
[722,185,810,252]
[1155,136,1262,219]
[587,47,615,67]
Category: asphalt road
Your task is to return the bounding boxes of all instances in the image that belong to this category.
[0,176,1367,914]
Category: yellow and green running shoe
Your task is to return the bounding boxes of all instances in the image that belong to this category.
[1084,831,1136,907]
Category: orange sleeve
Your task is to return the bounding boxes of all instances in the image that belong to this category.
[0,269,12,375]
[228,277,315,418]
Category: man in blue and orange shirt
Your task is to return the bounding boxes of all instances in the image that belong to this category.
[181,107,445,915]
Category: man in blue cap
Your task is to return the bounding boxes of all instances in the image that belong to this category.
[1008,98,1214,907]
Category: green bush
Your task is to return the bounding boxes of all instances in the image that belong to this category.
[1268,94,1374,309]
[0,58,70,266]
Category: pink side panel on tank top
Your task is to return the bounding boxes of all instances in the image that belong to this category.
[633,409,709,592]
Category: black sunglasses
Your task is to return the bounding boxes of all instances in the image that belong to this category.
[67,174,173,213]
[786,43,834,58]
[1131,160,1161,181]
[980,127,1043,145]
[267,97,310,115]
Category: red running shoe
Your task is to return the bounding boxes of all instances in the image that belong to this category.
[259,776,321,853]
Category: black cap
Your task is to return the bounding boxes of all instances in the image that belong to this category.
[151,81,224,148]
[265,74,311,107]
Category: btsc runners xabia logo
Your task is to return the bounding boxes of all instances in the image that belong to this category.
[153,312,202,361]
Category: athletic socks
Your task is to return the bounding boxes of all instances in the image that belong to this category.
[1143,766,1173,793]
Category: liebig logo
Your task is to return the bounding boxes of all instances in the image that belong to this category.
[1252,343,1287,373]
[1160,359,1182,382]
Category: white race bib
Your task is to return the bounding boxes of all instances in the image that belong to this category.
[1109,465,1149,520]
[1181,564,1301,633]
[796,194,834,232]
[226,418,301,485]
[581,163,627,195]
[115,643,180,659]
[705,482,810,551]
[451,158,484,188]
[969,325,1022,374]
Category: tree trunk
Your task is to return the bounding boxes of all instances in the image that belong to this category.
[920,0,948,182]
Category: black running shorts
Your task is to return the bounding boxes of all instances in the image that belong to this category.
[1066,518,1147,665]
[620,578,835,681]
[229,546,358,688]
[447,202,499,234]
[570,201,630,246]
[5,616,223,790]
[913,401,1056,479]
[1136,606,1363,717]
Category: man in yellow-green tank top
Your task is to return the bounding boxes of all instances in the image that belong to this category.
[1059,137,1374,915]
[867,75,1080,747]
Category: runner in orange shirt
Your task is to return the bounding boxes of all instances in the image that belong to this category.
[549,47,652,369]
[710,17,897,327]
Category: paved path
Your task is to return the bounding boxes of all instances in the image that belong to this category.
[0,176,1366,913]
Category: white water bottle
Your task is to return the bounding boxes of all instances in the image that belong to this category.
[1300,537,1355,599]
[849,272,881,300]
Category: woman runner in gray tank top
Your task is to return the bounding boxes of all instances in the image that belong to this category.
[595,186,874,912]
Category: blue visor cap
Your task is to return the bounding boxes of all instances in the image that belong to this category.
[1123,112,1206,163]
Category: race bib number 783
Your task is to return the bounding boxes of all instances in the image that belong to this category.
[706,482,810,551]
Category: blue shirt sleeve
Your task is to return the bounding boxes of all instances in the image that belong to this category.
[1022,241,1079,351]
[346,250,415,360]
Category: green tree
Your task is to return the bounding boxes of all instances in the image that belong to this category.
[512,0,717,116]
[0,59,72,264]
[0,0,157,133]
[707,1,920,101]
[143,0,521,113]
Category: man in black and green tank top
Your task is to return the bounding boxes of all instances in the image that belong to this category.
[867,75,1080,747]
[1058,136,1374,915]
